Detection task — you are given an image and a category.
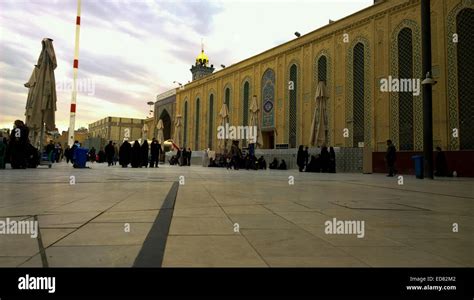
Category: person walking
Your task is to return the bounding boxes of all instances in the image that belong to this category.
[385,139,397,177]
[105,141,115,167]
[149,138,161,168]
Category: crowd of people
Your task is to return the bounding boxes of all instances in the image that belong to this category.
[99,138,163,168]
[169,147,192,166]
[0,120,453,176]
[297,145,336,173]
[0,120,39,169]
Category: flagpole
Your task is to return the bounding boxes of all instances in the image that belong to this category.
[68,0,82,146]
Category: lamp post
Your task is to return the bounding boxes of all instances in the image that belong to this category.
[147,101,154,118]
[421,0,434,179]
[173,81,183,90]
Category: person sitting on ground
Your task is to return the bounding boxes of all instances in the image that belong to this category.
[88,147,96,162]
[170,155,175,165]
[257,156,267,170]
[320,145,330,173]
[98,149,106,163]
[306,155,321,172]
[208,158,218,167]
[269,158,279,169]
[278,159,287,170]
[26,143,39,168]
[244,154,251,170]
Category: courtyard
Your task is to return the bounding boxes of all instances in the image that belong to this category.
[0,163,472,267]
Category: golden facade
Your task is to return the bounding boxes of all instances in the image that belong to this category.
[175,0,474,152]
[89,117,145,144]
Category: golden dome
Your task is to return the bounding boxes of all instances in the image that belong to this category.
[196,50,209,66]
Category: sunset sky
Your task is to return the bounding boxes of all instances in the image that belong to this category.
[0,0,372,132]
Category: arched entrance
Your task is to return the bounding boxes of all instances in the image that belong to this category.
[159,109,172,141]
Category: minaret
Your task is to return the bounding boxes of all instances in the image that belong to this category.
[190,40,215,81]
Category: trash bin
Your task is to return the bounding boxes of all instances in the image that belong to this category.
[74,147,89,168]
[411,155,424,179]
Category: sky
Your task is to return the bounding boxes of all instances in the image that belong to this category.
[0,0,373,132]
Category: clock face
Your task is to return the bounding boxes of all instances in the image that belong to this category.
[264,100,273,113]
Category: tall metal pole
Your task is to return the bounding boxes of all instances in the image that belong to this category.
[421,0,434,179]
[68,0,82,146]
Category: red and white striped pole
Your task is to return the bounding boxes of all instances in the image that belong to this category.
[68,0,82,146]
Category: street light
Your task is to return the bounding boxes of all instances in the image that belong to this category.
[173,81,184,90]
[147,101,154,118]
[421,72,437,86]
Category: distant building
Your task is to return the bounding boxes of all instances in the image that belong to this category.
[55,128,88,147]
[88,117,145,148]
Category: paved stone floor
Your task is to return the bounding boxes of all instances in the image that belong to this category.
[0,162,472,267]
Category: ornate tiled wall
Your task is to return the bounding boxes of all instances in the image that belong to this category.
[345,36,372,148]
[313,49,333,146]
[446,0,474,150]
[389,19,423,151]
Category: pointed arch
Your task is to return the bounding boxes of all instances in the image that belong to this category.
[346,36,372,148]
[390,19,423,151]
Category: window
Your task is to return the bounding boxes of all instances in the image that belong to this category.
[195,98,200,150]
[225,87,231,112]
[243,82,250,126]
[353,43,365,147]
[318,56,327,82]
[208,94,214,149]
[289,64,298,148]
[457,8,474,150]
[398,28,414,151]
[183,101,188,147]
